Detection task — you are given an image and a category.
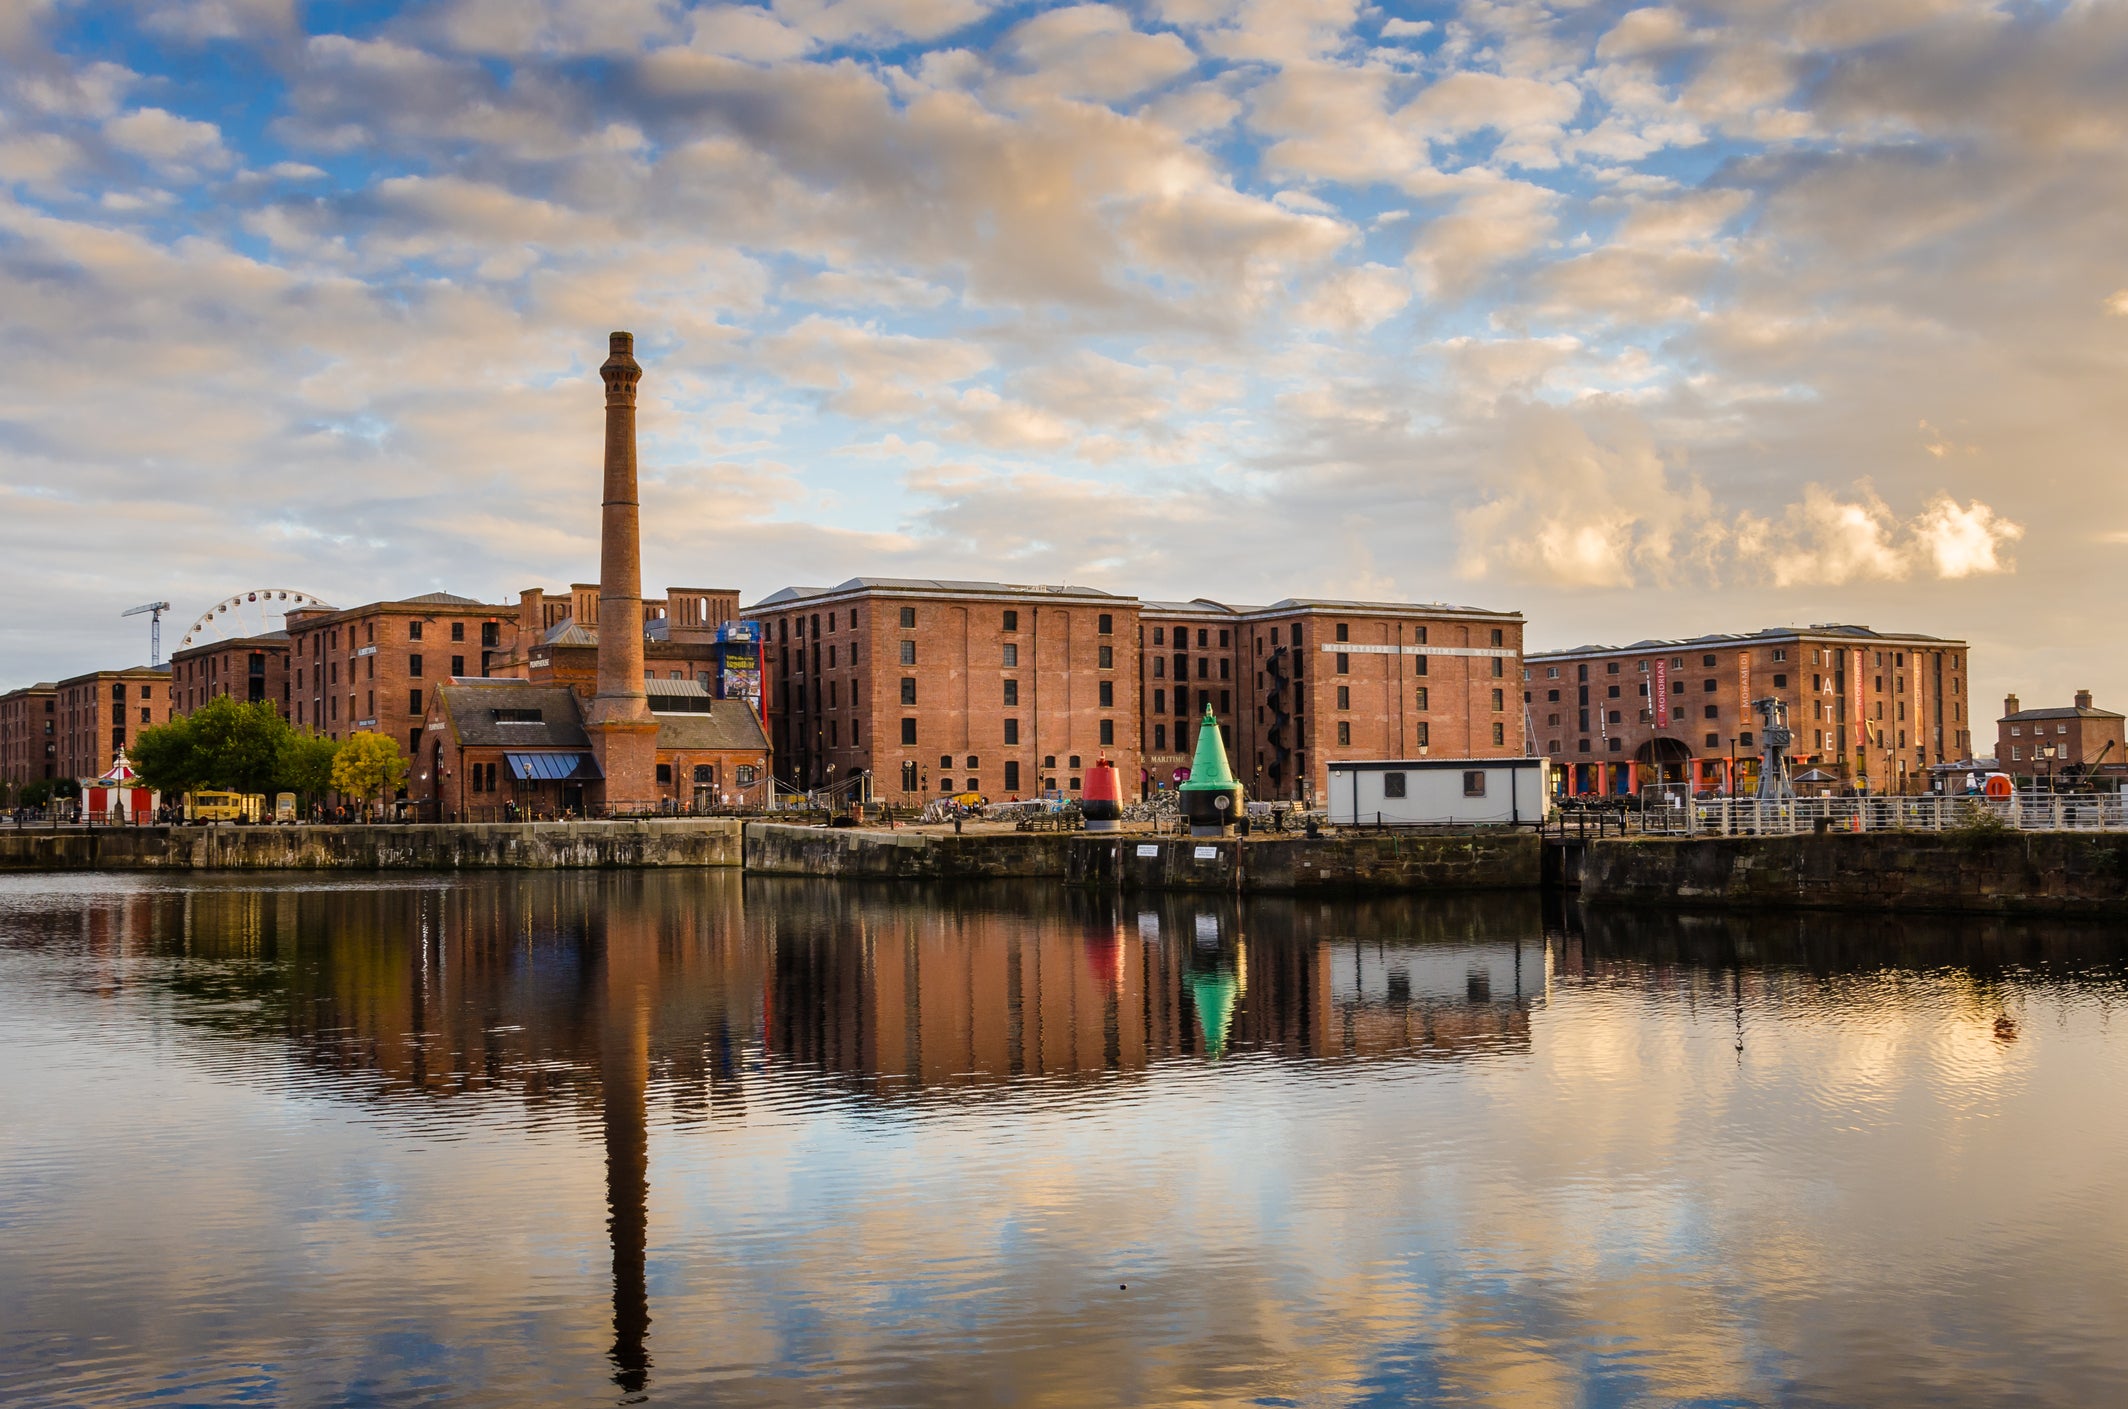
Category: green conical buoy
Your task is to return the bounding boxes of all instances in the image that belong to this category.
[1179,705,1243,834]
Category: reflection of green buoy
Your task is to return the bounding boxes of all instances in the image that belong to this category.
[1185,940,1247,1058]
[1179,705,1243,836]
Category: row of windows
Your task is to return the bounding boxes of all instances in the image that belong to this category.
[898,718,1117,746]
[784,607,1120,640]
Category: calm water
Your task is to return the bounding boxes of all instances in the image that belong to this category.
[2,874,2125,1407]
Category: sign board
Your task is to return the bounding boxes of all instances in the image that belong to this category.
[1136,844,1158,857]
[716,620,762,644]
[1852,649,1867,753]
[1193,845,1218,859]
[1653,658,1669,729]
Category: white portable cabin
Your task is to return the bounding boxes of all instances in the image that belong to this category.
[1326,757,1550,828]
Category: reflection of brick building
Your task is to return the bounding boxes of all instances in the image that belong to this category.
[0,683,59,792]
[748,578,1142,802]
[1140,597,1527,804]
[53,666,172,780]
[286,593,520,756]
[1526,624,1973,796]
[1998,691,2126,784]
[170,632,293,718]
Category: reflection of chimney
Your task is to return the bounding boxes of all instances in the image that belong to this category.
[2004,693,2020,718]
[2075,689,2094,711]
[602,913,652,1395]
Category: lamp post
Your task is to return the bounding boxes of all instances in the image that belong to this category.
[2042,743,2057,794]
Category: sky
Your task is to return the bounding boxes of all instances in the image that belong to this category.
[0,0,2123,715]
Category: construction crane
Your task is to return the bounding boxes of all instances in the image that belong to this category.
[122,601,173,667]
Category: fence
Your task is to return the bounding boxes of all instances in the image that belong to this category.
[1640,794,2128,836]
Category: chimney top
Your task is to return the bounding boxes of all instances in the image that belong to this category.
[2004,693,2020,717]
[2075,689,2094,710]
[610,331,633,355]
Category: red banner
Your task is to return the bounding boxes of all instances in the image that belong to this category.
[1852,649,1867,753]
[1653,659,1668,729]
[1738,652,1751,727]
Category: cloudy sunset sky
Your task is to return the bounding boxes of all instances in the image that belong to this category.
[2,0,2123,710]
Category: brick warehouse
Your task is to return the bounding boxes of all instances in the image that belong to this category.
[285,592,522,758]
[1526,624,1973,796]
[52,666,173,782]
[748,579,1143,803]
[749,580,1525,806]
[170,631,294,718]
[1147,598,1527,805]
[0,683,58,794]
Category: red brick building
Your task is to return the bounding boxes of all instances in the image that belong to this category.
[0,683,59,795]
[52,666,173,781]
[1138,597,1527,804]
[748,578,1141,803]
[498,585,740,698]
[1997,691,2126,786]
[286,593,520,759]
[414,677,769,820]
[170,632,293,718]
[1526,625,1973,796]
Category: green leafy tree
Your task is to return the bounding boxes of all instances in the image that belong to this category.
[331,731,409,813]
[131,698,297,796]
[277,731,340,804]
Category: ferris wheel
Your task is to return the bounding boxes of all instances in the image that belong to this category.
[177,589,336,650]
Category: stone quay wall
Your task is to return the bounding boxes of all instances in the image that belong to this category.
[744,823,1541,893]
[1580,832,2128,916]
[0,819,743,872]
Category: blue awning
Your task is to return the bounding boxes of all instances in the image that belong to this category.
[504,752,602,782]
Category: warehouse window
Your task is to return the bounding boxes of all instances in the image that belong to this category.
[1099,646,1114,668]
[1004,719,1019,744]
[1099,681,1114,707]
[1003,610,1018,631]
[1002,643,1018,667]
[1099,720,1115,745]
[1492,723,1506,746]
[1154,724,1166,749]
[1463,771,1486,796]
[899,607,916,628]
[1414,656,1427,677]
[1337,721,1351,745]
[1415,688,1429,710]
[1004,680,1018,705]
[900,641,916,665]
[900,718,917,745]
[901,677,916,704]
[1098,614,1113,634]
[1383,772,1406,798]
[1336,686,1350,710]
[1336,623,1349,642]
[1336,653,1350,675]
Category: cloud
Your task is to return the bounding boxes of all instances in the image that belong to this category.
[1456,410,2024,591]
[995,5,1196,103]
[103,106,233,170]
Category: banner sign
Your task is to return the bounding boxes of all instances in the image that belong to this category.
[1653,658,1669,729]
[1852,649,1867,753]
[717,620,762,644]
[1738,652,1751,730]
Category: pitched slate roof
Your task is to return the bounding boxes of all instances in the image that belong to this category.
[653,704,769,753]
[433,682,590,748]
[2003,705,2125,722]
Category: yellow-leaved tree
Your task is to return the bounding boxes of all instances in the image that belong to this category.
[330,731,409,817]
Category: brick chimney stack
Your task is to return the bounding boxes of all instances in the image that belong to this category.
[2075,689,2094,710]
[2004,693,2020,717]
[584,330,659,806]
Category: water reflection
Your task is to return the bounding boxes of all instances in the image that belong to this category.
[3,874,2126,1406]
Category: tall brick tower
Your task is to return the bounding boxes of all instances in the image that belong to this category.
[584,331,659,809]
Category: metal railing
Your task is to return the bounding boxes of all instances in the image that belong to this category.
[1640,794,2128,836]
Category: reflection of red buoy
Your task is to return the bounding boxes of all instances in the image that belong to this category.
[1084,756,1122,832]
[1983,773,2013,799]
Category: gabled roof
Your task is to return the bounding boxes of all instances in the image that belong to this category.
[433,682,589,749]
[654,706,770,753]
[747,577,1128,610]
[2003,705,2125,722]
[404,591,489,606]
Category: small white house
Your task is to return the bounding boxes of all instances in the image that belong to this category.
[1326,757,1550,828]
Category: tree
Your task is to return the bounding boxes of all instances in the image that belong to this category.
[277,731,339,803]
[331,732,409,814]
[132,697,295,796]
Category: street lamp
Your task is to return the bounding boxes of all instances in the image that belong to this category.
[2042,742,2058,794]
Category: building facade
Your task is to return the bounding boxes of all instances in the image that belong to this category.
[0,683,59,794]
[170,632,294,718]
[286,593,521,758]
[1997,691,2126,785]
[415,676,770,820]
[1526,625,1973,796]
[53,666,173,781]
[1139,597,1527,804]
[747,579,1143,804]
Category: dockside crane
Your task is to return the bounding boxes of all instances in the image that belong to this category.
[122,601,173,667]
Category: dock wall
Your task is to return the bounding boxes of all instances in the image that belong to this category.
[1580,832,2128,916]
[0,819,744,871]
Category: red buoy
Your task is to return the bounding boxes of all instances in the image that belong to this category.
[1083,756,1122,832]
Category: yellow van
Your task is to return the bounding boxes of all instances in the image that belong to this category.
[184,791,264,824]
